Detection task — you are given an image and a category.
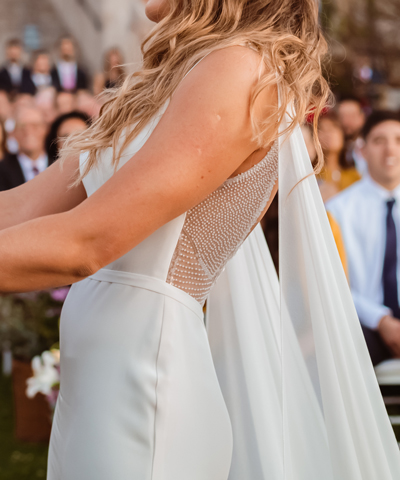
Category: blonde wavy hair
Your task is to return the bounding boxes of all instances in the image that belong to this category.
[61,0,332,183]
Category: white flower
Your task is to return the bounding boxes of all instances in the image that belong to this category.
[26,350,60,398]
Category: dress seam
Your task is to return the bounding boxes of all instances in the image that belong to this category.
[150,295,166,480]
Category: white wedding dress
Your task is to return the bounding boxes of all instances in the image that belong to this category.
[47,49,400,480]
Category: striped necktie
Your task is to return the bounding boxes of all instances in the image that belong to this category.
[32,166,40,177]
[382,198,400,319]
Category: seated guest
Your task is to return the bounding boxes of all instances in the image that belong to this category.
[0,119,8,160]
[300,123,349,274]
[337,96,367,176]
[0,106,52,190]
[51,36,88,93]
[93,47,126,96]
[0,39,35,96]
[45,111,90,164]
[317,111,361,202]
[55,91,77,115]
[35,87,58,125]
[76,91,101,119]
[30,50,53,92]
[327,111,400,365]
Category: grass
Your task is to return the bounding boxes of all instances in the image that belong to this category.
[0,371,48,479]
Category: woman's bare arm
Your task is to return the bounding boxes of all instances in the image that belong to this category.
[0,46,277,293]
[0,156,87,230]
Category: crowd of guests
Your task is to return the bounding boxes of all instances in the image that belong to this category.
[0,37,126,97]
[264,96,400,368]
[0,36,127,190]
[1,35,400,369]
[299,98,400,367]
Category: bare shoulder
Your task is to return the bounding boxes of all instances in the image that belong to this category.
[171,45,277,127]
[175,45,268,100]
[166,45,276,138]
[197,45,264,78]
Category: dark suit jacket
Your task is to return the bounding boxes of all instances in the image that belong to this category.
[0,154,25,191]
[51,65,88,92]
[0,66,36,95]
[0,153,54,191]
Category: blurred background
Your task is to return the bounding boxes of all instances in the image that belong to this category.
[0,0,400,479]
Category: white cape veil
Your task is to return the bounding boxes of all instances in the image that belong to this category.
[206,110,400,479]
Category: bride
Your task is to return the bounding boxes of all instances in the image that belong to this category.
[1,0,400,479]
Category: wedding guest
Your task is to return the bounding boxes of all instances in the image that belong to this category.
[300,122,348,272]
[76,91,101,119]
[30,50,53,92]
[55,91,77,115]
[0,91,12,122]
[35,87,58,125]
[4,94,36,154]
[0,106,52,190]
[45,111,90,164]
[301,123,317,162]
[93,48,126,96]
[0,39,35,96]
[51,36,88,93]
[326,111,400,365]
[0,120,8,160]
[317,111,360,202]
[337,96,367,175]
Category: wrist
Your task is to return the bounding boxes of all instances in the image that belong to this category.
[377,314,393,332]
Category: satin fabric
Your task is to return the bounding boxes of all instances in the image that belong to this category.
[48,270,232,480]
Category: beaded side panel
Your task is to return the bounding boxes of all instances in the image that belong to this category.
[166,140,279,305]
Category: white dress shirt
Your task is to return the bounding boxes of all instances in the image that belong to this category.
[57,61,77,90]
[17,153,48,182]
[31,72,52,89]
[7,62,23,86]
[326,176,400,329]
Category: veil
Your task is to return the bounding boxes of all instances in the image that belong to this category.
[206,109,400,479]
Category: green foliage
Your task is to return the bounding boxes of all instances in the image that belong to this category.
[0,372,48,479]
[0,291,63,362]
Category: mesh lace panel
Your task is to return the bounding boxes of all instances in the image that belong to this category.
[167,140,279,305]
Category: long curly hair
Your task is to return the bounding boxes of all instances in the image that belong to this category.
[60,0,332,183]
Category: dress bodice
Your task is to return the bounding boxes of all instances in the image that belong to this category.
[80,101,278,306]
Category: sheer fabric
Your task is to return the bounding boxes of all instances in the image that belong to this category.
[206,110,400,479]
[167,140,278,305]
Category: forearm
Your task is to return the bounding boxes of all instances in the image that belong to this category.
[0,157,87,232]
[0,189,30,231]
[0,212,95,293]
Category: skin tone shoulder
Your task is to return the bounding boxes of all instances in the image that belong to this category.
[0,0,277,293]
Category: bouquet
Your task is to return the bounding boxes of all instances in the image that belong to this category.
[26,348,60,413]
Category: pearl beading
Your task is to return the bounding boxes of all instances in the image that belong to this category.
[166,139,279,305]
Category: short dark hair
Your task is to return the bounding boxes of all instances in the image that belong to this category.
[31,49,50,63]
[338,95,363,108]
[6,38,22,48]
[362,110,400,139]
[58,35,75,47]
[45,111,91,163]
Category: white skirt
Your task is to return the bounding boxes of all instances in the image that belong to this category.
[47,269,233,480]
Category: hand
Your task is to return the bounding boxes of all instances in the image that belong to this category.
[377,315,400,357]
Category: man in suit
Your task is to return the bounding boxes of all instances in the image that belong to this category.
[51,36,88,93]
[0,39,35,96]
[327,111,400,365]
[30,50,53,92]
[0,106,52,190]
